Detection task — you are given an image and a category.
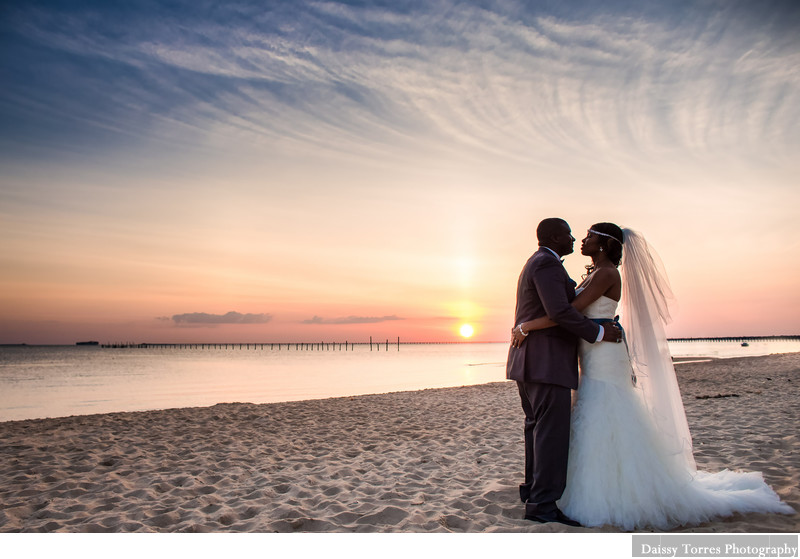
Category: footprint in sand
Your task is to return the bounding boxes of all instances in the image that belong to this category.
[437,514,470,531]
[218,512,237,526]
[201,503,222,514]
[148,511,180,528]
[238,506,260,520]
[356,506,408,526]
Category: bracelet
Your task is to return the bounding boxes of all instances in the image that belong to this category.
[516,324,528,337]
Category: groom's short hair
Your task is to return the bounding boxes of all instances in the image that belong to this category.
[537,218,568,242]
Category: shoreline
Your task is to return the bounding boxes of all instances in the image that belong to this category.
[1,352,798,532]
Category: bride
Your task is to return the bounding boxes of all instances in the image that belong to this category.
[511,222,794,530]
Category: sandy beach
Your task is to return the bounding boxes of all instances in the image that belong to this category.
[1,352,797,533]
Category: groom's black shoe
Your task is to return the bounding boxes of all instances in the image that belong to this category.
[519,484,531,504]
[525,508,581,527]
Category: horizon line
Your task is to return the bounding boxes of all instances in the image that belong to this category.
[2,334,800,348]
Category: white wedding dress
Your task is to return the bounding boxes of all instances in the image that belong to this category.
[557,293,794,530]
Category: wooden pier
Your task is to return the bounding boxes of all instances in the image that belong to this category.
[101,337,404,351]
[667,335,800,343]
[96,335,799,350]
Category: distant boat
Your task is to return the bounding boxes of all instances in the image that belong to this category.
[76,341,99,346]
[741,342,749,347]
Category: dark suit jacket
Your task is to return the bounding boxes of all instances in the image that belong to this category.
[506,248,600,389]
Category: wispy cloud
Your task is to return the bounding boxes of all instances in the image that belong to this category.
[303,315,403,325]
[172,311,272,325]
[3,0,798,168]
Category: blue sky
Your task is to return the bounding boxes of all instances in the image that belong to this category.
[4,1,797,167]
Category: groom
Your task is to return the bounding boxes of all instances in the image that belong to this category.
[507,217,620,526]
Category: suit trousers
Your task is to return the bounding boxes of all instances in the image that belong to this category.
[516,380,571,515]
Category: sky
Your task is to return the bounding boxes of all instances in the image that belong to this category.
[1,0,799,344]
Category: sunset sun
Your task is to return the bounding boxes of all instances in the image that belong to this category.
[459,323,474,338]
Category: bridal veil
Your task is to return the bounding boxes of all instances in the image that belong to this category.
[619,228,696,472]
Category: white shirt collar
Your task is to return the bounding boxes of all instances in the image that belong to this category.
[541,246,562,261]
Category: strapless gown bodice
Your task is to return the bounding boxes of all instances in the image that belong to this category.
[576,295,631,387]
[581,294,618,319]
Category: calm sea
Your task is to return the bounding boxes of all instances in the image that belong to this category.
[1,339,798,422]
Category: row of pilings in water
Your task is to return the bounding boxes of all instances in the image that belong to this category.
[101,337,402,351]
[667,335,800,342]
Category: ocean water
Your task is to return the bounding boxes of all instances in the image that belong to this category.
[1,339,798,422]
[668,338,800,359]
[0,343,508,422]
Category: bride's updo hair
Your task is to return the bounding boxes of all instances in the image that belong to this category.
[590,222,624,266]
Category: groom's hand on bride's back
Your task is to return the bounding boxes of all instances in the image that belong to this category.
[601,323,622,343]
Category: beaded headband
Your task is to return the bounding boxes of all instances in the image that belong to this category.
[589,228,623,244]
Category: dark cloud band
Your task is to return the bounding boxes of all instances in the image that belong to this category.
[172,312,272,324]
